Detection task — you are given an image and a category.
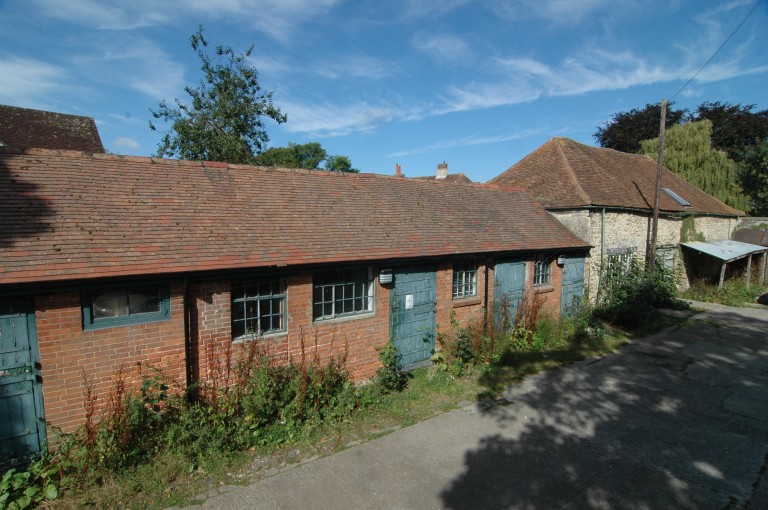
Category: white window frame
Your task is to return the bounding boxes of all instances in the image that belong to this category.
[231,279,286,339]
[452,264,478,299]
[313,267,374,321]
[534,254,552,286]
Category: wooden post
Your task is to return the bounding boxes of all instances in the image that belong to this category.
[761,252,767,286]
[648,99,667,275]
[719,262,727,288]
[746,254,752,288]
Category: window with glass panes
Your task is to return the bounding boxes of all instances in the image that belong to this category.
[231,279,286,338]
[534,255,551,286]
[452,264,478,299]
[83,285,170,329]
[313,268,373,320]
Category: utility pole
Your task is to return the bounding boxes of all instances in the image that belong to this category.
[648,98,667,276]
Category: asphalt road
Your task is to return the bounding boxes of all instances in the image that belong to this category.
[180,301,768,510]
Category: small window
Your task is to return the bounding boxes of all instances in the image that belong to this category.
[605,248,636,280]
[313,268,373,321]
[231,279,286,339]
[83,284,170,329]
[534,255,551,286]
[453,264,478,299]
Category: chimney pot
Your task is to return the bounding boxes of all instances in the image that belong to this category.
[436,161,448,179]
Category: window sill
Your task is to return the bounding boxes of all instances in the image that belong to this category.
[453,297,481,308]
[233,330,288,344]
[313,310,375,325]
[534,284,555,294]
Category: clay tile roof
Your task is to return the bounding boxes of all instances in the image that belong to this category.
[0,105,105,153]
[0,148,589,285]
[490,137,743,217]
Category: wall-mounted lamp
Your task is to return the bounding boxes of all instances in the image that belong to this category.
[379,268,393,284]
[557,255,566,266]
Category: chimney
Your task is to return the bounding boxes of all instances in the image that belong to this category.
[436,161,448,179]
[395,163,403,177]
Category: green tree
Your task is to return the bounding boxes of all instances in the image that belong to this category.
[149,26,286,164]
[692,102,768,162]
[324,154,359,173]
[253,142,326,169]
[594,102,686,153]
[253,142,359,172]
[737,139,768,215]
[639,120,750,211]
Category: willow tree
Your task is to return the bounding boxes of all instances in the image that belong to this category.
[639,120,750,211]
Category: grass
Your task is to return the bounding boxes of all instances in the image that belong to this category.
[682,278,768,307]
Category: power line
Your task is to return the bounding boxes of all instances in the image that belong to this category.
[670,0,763,101]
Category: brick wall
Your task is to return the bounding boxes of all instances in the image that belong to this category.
[34,284,186,433]
[192,271,392,385]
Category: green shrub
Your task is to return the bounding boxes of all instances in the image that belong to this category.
[376,341,408,392]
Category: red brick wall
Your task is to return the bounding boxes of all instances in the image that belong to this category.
[34,284,186,433]
[192,271,392,385]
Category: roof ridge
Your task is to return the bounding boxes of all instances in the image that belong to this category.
[554,138,592,205]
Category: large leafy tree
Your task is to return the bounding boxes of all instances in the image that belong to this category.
[737,139,768,215]
[594,102,686,153]
[693,102,768,162]
[253,142,359,172]
[150,26,286,164]
[639,120,750,211]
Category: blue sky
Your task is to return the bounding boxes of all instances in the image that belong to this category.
[1,0,766,182]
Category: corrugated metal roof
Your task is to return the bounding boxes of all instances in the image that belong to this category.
[681,240,768,262]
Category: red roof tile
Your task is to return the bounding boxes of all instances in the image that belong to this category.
[490,137,743,216]
[0,148,589,285]
[0,105,104,153]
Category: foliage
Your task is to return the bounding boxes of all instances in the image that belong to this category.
[323,154,359,173]
[737,138,768,215]
[595,258,686,329]
[679,213,705,243]
[150,26,286,163]
[594,102,686,153]
[376,341,408,392]
[0,455,64,510]
[252,142,327,169]
[639,120,750,211]
[693,102,768,163]
[252,142,360,173]
[683,279,768,307]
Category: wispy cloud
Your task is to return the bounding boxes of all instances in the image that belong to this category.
[281,99,411,136]
[389,128,545,158]
[411,33,473,66]
[30,0,343,42]
[488,0,622,24]
[0,57,68,106]
[401,0,473,19]
[113,136,141,149]
[312,55,401,81]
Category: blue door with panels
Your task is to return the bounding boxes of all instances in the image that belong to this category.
[0,301,46,469]
[390,267,437,369]
[560,255,586,317]
[494,260,526,332]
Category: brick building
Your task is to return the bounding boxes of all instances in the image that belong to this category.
[1,147,588,464]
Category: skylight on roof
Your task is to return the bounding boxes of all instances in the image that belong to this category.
[663,187,691,207]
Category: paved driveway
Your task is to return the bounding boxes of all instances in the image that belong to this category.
[188,302,768,509]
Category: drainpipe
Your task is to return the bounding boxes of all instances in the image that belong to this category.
[182,277,193,393]
[483,259,491,334]
[597,207,606,301]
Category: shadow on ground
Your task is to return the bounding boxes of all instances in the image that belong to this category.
[440,308,768,509]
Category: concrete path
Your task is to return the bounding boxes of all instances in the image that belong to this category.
[186,302,768,509]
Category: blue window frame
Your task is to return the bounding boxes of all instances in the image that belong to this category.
[231,279,286,339]
[313,267,374,321]
[83,284,170,330]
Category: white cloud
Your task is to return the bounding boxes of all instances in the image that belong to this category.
[401,0,473,19]
[30,0,343,42]
[113,136,141,149]
[281,99,410,136]
[411,33,473,66]
[389,128,545,158]
[312,55,401,81]
[0,57,68,106]
[489,0,620,24]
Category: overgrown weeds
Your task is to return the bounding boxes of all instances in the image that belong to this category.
[683,278,768,307]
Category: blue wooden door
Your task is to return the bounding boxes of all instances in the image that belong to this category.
[560,255,586,317]
[390,267,437,369]
[1,301,46,469]
[494,260,526,332]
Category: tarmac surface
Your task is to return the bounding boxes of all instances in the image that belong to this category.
[182,301,768,509]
